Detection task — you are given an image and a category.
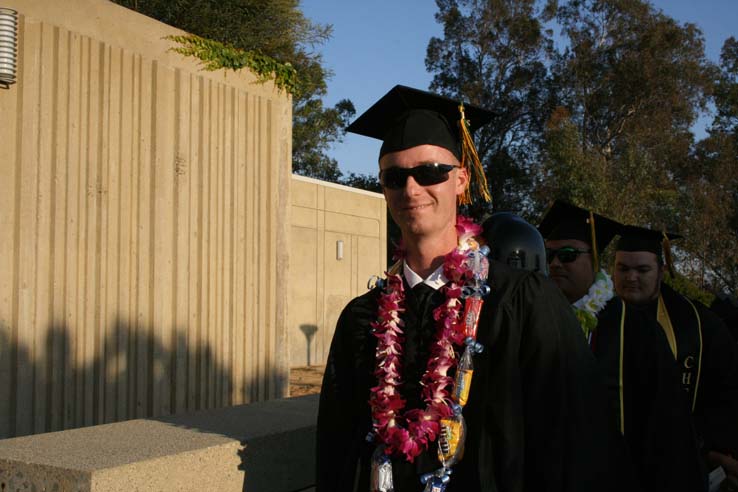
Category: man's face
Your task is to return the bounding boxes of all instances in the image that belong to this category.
[546,239,594,303]
[545,238,595,303]
[379,144,467,239]
[613,251,664,304]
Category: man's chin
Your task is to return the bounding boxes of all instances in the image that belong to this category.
[400,220,432,238]
[399,214,439,236]
[550,277,578,301]
[550,275,567,288]
[620,290,649,305]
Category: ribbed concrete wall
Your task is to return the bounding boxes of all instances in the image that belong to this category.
[0,0,292,439]
[289,176,387,369]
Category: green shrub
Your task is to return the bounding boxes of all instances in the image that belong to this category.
[167,35,298,94]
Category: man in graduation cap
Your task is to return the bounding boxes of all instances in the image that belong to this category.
[316,86,618,492]
[539,200,705,492]
[615,226,738,488]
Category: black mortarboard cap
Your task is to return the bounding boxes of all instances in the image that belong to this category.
[616,225,682,257]
[537,200,620,255]
[346,85,493,161]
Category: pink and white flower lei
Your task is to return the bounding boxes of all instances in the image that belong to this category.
[369,216,483,462]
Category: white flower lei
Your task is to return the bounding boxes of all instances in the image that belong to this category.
[573,270,614,315]
[572,270,614,338]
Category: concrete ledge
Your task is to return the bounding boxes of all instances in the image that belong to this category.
[0,394,318,491]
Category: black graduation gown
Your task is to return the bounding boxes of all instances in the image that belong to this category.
[657,284,738,458]
[592,296,705,492]
[709,298,738,344]
[691,303,738,457]
[316,261,619,492]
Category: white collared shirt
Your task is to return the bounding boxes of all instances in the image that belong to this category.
[403,261,448,290]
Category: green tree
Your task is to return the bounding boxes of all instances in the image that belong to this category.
[113,0,354,182]
[540,1,738,295]
[675,143,738,294]
[713,37,738,138]
[543,0,711,219]
[551,0,709,154]
[292,94,354,182]
[426,0,556,216]
[340,172,382,193]
[537,106,607,208]
[675,37,738,294]
[115,0,332,56]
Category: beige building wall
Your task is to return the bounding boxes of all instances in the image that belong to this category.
[0,0,292,439]
[289,175,387,369]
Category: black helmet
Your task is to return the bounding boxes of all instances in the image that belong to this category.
[482,212,548,275]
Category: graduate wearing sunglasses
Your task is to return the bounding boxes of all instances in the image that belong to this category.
[539,200,705,492]
[317,86,619,492]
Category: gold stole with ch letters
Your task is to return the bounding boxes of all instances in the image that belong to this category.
[657,290,703,412]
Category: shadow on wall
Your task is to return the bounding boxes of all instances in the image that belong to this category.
[299,324,318,366]
[0,318,278,441]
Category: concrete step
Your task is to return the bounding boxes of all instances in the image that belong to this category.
[0,394,319,492]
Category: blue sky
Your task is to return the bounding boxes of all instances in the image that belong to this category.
[300,0,737,177]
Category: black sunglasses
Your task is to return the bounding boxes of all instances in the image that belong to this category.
[379,163,460,189]
[546,247,591,264]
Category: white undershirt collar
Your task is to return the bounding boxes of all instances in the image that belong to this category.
[403,261,448,290]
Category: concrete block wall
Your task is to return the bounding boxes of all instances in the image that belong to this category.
[0,0,292,439]
[289,175,387,369]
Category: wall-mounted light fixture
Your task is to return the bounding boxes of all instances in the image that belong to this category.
[336,240,344,261]
[0,8,18,88]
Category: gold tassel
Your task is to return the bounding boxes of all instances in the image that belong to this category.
[662,232,675,279]
[589,211,599,273]
[457,104,491,205]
